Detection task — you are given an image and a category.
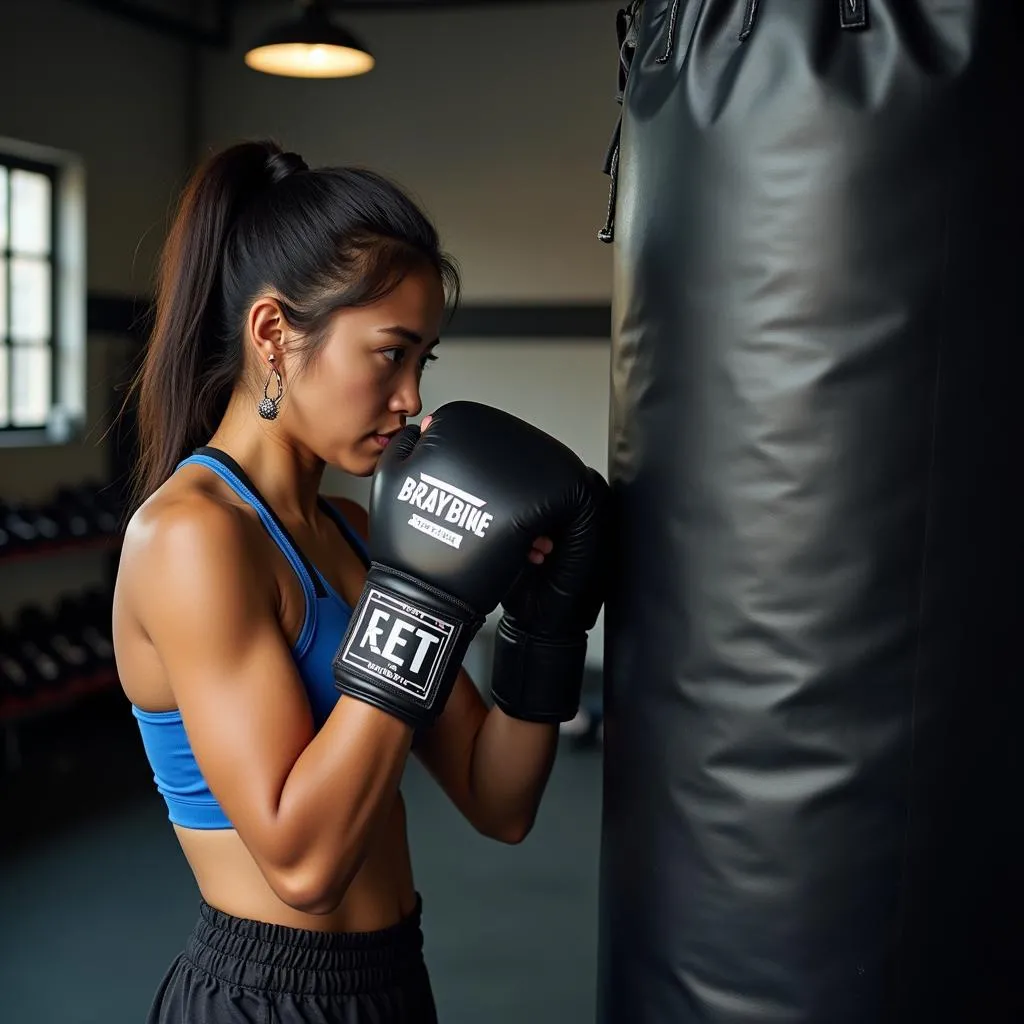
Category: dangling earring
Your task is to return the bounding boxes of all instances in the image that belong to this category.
[258,355,283,421]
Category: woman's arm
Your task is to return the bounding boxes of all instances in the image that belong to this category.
[126,494,414,915]
[326,494,560,844]
[413,672,559,844]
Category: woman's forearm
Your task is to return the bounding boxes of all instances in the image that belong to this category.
[468,706,560,843]
[268,699,414,913]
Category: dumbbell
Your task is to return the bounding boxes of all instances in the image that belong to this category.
[16,605,93,681]
[1,500,62,548]
[0,501,40,550]
[54,593,115,670]
[69,484,121,536]
[0,620,35,699]
[48,489,95,540]
[0,615,62,692]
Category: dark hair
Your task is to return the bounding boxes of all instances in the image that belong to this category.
[127,139,460,512]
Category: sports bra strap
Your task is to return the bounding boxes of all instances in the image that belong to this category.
[318,497,370,570]
[187,446,329,598]
[181,447,370,595]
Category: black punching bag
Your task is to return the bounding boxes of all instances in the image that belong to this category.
[599,2,1023,1023]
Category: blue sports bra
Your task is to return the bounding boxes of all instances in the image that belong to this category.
[131,447,370,830]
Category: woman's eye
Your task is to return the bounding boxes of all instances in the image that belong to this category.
[381,348,438,371]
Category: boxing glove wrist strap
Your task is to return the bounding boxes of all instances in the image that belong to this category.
[489,616,588,724]
[333,565,484,729]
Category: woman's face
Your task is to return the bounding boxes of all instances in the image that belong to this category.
[270,265,447,476]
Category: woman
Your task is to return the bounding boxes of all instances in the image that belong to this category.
[112,140,601,1023]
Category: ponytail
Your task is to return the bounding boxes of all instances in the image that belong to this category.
[128,142,285,511]
[126,139,459,514]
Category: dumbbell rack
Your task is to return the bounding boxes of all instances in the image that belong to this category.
[0,533,121,772]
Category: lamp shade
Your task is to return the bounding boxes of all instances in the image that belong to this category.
[244,3,375,79]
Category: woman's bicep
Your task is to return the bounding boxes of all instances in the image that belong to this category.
[137,508,314,867]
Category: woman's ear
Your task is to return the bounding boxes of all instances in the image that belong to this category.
[246,296,289,370]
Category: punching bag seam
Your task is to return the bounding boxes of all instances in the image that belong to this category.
[892,163,954,998]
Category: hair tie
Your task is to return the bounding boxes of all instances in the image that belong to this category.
[265,150,308,185]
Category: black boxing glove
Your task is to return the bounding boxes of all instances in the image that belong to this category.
[332,401,598,729]
[490,468,609,724]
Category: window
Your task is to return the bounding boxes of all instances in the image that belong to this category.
[0,139,85,446]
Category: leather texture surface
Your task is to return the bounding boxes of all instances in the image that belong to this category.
[599,2,1024,1021]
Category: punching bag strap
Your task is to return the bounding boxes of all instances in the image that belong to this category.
[739,0,761,42]
[599,1,641,244]
[616,1,641,100]
[598,124,621,245]
[655,0,682,63]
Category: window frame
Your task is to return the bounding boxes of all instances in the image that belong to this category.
[0,137,86,449]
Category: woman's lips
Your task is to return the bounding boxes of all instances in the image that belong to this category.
[371,429,401,449]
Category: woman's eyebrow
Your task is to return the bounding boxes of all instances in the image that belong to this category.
[376,326,439,346]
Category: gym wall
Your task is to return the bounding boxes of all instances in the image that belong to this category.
[0,0,194,617]
[200,3,618,305]
[0,0,620,665]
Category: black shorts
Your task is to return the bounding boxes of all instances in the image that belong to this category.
[147,895,438,1023]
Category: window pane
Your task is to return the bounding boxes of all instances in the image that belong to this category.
[11,170,51,256]
[0,257,6,337]
[11,344,50,426]
[0,166,7,251]
[0,346,8,427]
[11,257,50,342]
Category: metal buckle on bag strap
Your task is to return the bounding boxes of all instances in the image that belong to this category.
[840,0,868,31]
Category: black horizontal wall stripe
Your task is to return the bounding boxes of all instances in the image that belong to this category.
[86,293,611,341]
[445,303,611,339]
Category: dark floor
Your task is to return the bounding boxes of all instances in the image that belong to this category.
[0,696,603,1024]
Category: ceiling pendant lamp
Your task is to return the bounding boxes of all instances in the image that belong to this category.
[244,0,375,80]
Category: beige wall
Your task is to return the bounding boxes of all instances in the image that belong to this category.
[200,1,621,303]
[0,0,193,614]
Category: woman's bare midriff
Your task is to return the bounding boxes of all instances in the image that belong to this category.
[174,794,418,933]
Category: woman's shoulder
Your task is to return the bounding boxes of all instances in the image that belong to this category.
[122,473,264,588]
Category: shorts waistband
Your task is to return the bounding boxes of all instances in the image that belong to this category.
[183,895,426,997]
